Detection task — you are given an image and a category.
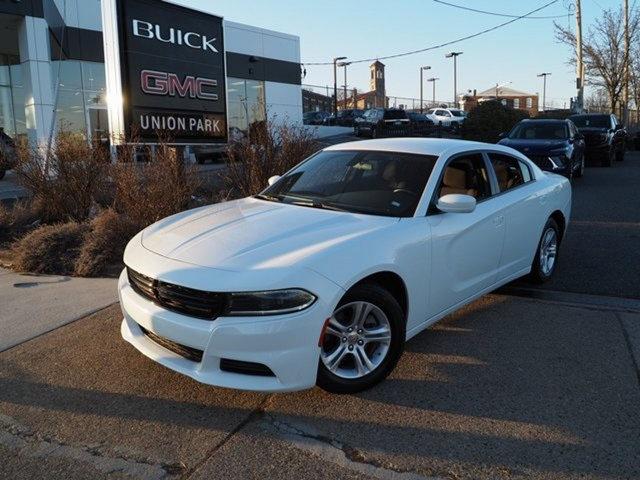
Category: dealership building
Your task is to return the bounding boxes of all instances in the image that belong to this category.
[0,0,303,147]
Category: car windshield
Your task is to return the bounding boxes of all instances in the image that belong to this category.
[509,123,569,140]
[260,150,437,217]
[570,115,610,129]
[450,110,464,117]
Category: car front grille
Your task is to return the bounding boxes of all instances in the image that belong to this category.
[139,325,204,362]
[127,268,228,320]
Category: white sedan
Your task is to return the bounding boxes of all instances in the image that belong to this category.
[119,138,571,394]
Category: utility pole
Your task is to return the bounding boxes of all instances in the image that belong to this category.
[338,61,351,110]
[537,73,551,112]
[624,0,630,125]
[420,66,431,113]
[575,0,584,112]
[333,56,346,116]
[427,77,439,107]
[446,52,463,107]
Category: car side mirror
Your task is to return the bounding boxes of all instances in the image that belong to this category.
[437,194,477,214]
[498,132,506,139]
[267,175,281,186]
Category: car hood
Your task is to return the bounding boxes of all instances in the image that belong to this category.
[499,138,569,154]
[141,198,398,271]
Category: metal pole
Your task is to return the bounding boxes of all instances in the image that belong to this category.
[576,0,584,112]
[333,60,338,116]
[333,57,347,116]
[433,80,436,106]
[543,75,547,112]
[453,56,457,106]
[420,69,423,113]
[343,65,348,109]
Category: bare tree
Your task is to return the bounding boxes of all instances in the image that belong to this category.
[555,6,640,113]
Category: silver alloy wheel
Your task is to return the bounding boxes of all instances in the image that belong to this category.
[321,301,392,379]
[539,228,558,276]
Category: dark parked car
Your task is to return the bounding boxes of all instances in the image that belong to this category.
[323,109,364,127]
[498,119,585,179]
[354,108,411,138]
[568,113,626,166]
[407,112,435,136]
[0,128,17,180]
[303,111,331,126]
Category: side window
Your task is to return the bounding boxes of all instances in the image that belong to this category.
[488,153,528,192]
[438,154,492,201]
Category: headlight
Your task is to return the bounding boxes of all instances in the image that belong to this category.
[227,289,316,316]
[548,156,567,168]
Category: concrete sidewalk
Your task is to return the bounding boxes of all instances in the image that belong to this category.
[0,294,638,479]
[0,268,118,352]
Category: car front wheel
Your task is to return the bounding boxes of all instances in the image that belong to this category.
[575,155,585,178]
[529,218,560,284]
[616,145,625,162]
[317,283,405,394]
[0,169,5,181]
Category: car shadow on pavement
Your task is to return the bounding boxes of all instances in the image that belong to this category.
[0,298,639,479]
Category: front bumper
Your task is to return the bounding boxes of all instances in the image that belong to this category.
[118,268,337,392]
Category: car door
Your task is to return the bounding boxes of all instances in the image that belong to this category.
[486,152,542,279]
[426,152,506,316]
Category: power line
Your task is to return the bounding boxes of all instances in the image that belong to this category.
[433,0,574,19]
[302,0,562,66]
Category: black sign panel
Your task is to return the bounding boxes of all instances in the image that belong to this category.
[116,0,227,143]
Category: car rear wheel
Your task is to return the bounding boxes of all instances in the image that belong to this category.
[317,283,405,394]
[529,218,560,284]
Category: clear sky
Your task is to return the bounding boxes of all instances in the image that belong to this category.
[172,0,621,108]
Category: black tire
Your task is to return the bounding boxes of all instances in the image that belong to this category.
[616,146,625,162]
[529,218,560,284]
[371,126,378,139]
[0,169,5,181]
[601,148,613,167]
[354,126,360,137]
[317,283,406,394]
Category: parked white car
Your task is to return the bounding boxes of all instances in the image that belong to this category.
[426,108,467,129]
[119,138,571,394]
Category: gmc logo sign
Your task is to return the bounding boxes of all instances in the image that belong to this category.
[140,70,218,101]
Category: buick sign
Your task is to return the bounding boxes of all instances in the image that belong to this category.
[106,0,227,144]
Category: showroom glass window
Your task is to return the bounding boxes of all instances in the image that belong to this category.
[51,58,107,139]
[0,54,26,139]
[227,77,266,135]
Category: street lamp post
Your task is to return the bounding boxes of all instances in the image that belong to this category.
[333,56,347,117]
[445,52,463,107]
[338,61,351,110]
[427,77,439,107]
[420,66,431,113]
[537,72,551,112]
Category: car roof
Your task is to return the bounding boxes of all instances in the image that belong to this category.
[324,138,518,157]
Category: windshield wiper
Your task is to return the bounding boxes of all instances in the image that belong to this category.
[288,198,350,212]
[254,193,283,203]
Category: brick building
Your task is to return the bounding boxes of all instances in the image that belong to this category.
[461,86,539,116]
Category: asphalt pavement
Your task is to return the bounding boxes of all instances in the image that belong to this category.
[512,151,640,298]
[1,295,639,480]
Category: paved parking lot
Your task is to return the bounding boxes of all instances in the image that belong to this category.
[1,152,639,479]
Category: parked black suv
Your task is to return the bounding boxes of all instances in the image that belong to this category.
[324,109,364,127]
[568,113,626,166]
[498,119,586,179]
[354,109,411,138]
[407,112,435,136]
[0,128,17,180]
